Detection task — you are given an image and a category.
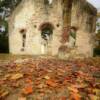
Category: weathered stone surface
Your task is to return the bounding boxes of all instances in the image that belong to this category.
[9,0,97,58]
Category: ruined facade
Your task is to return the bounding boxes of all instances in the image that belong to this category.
[9,0,97,58]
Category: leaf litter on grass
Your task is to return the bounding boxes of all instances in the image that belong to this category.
[0,57,100,100]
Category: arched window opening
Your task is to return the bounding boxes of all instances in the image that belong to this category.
[41,27,53,41]
[70,26,77,40]
[40,23,54,41]
[44,0,53,5]
[39,23,54,54]
[20,29,26,51]
[68,26,78,47]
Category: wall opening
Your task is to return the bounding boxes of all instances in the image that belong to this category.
[39,23,54,54]
[44,0,53,5]
[20,29,26,51]
[68,26,78,47]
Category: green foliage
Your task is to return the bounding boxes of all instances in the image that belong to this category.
[70,32,76,39]
[0,19,8,34]
[96,22,100,27]
[0,35,9,53]
[96,22,100,34]
[0,17,8,53]
[0,0,21,8]
[93,48,100,57]
[94,22,100,56]
[0,0,18,53]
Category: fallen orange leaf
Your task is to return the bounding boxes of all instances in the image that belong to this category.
[26,79,33,84]
[22,86,33,95]
[46,79,58,87]
[11,73,23,80]
[68,86,79,93]
[18,96,26,100]
[70,92,81,100]
[44,75,50,80]
[61,96,67,100]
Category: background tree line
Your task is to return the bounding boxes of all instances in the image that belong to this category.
[0,0,21,53]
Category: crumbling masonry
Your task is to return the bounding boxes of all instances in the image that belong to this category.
[9,0,97,58]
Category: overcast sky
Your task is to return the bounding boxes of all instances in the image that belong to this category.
[87,0,100,9]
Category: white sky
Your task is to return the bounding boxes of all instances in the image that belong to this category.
[87,0,100,9]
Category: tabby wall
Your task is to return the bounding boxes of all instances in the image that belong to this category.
[9,0,63,55]
[71,0,97,57]
[9,0,97,57]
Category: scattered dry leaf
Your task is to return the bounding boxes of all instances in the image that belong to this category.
[25,79,33,84]
[18,96,27,100]
[68,86,79,93]
[0,90,9,98]
[11,73,23,80]
[61,96,67,100]
[22,86,33,95]
[46,79,58,87]
[44,75,50,80]
[70,92,81,100]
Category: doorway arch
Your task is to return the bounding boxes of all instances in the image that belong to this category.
[39,22,54,55]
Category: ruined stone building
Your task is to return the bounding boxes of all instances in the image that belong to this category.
[9,0,97,58]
